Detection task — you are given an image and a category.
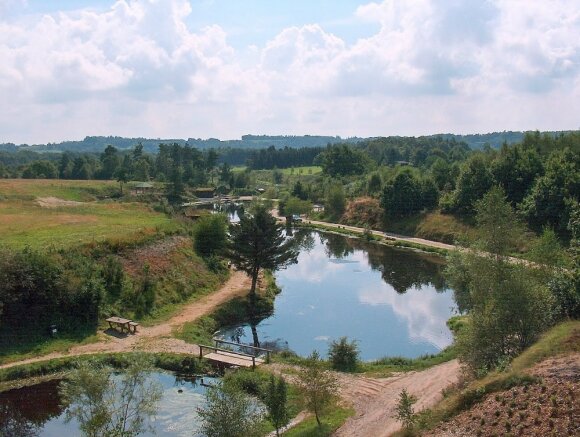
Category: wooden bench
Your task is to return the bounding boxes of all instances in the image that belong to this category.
[128,321,139,334]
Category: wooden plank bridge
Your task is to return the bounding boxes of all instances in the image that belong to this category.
[199,339,272,369]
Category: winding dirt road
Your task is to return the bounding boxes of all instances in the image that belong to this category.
[0,270,252,370]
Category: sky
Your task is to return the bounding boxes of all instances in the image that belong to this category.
[0,0,579,144]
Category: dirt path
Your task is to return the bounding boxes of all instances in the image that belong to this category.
[272,208,455,252]
[305,219,456,251]
[0,270,252,370]
[268,359,461,437]
[333,359,461,437]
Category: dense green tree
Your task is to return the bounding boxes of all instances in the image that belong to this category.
[22,160,58,179]
[169,165,184,199]
[446,187,554,372]
[318,144,369,177]
[328,337,359,372]
[548,203,580,319]
[521,148,579,239]
[292,180,308,200]
[430,157,453,191]
[197,382,262,437]
[59,152,74,179]
[264,375,289,437]
[444,154,493,215]
[219,162,233,186]
[99,145,120,180]
[138,265,156,317]
[227,204,298,300]
[325,184,346,220]
[133,158,151,182]
[491,143,543,205]
[381,170,423,217]
[280,196,312,218]
[367,173,382,195]
[102,256,125,300]
[193,214,228,258]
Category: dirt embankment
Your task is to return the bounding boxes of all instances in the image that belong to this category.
[426,354,580,437]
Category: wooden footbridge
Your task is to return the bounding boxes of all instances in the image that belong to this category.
[199,338,272,369]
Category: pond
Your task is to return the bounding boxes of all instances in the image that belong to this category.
[219,230,457,361]
[0,373,219,437]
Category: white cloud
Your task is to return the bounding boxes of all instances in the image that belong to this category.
[359,283,454,350]
[0,0,579,143]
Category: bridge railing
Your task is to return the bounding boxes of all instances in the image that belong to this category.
[199,344,260,368]
[212,338,272,362]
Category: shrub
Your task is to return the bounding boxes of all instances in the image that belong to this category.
[395,388,417,430]
[328,337,359,372]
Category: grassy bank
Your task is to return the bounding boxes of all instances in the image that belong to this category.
[0,352,211,392]
[298,221,450,256]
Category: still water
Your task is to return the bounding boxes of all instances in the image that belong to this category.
[220,230,457,360]
[0,373,219,437]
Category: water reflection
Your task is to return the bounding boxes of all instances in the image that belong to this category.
[359,283,454,350]
[219,231,456,360]
[0,379,62,437]
[0,373,219,437]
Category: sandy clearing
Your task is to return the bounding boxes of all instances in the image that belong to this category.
[36,197,86,208]
[0,270,252,370]
[332,359,461,437]
[266,359,461,437]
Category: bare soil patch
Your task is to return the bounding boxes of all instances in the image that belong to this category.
[36,197,86,208]
[120,235,191,276]
[267,360,461,437]
[333,360,461,437]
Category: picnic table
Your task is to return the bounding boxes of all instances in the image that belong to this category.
[106,316,139,334]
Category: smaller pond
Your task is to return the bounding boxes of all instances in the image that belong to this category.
[0,373,219,437]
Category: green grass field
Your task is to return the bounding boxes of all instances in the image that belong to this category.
[0,178,119,201]
[280,165,322,175]
[231,165,322,175]
[0,179,174,249]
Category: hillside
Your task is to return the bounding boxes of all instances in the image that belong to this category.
[3,131,577,154]
[417,321,580,437]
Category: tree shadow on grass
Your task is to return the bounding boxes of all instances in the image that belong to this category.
[0,326,97,363]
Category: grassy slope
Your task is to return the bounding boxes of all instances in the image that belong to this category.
[0,179,175,249]
[0,179,118,201]
[0,179,231,362]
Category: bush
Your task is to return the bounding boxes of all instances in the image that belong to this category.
[193,213,228,258]
[328,337,359,372]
